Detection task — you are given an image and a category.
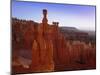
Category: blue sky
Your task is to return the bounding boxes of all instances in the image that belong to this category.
[12,0,96,31]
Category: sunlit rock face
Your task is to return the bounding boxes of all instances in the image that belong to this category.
[12,9,96,74]
[29,9,69,72]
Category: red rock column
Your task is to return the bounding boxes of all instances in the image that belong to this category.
[31,40,40,72]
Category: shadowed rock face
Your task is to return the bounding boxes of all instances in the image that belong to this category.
[12,9,96,74]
